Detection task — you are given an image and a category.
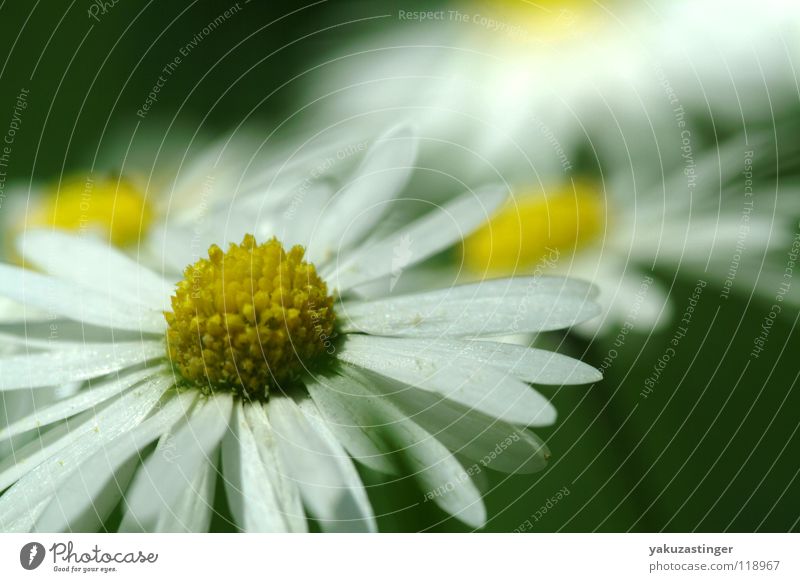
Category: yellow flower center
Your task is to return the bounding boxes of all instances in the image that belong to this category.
[27,176,153,247]
[477,0,605,43]
[165,235,336,399]
[462,180,605,275]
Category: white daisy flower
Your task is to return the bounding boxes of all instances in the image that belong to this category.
[301,0,800,189]
[370,130,798,337]
[470,135,800,334]
[0,128,601,533]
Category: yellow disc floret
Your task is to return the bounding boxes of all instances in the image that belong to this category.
[27,175,153,247]
[165,235,336,399]
[462,180,605,275]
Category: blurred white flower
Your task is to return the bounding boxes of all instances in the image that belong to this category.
[381,131,800,337]
[302,0,800,190]
[299,0,800,336]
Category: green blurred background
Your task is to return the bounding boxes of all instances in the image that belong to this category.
[0,0,798,532]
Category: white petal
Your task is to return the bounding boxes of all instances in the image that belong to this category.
[0,341,165,391]
[389,438,486,529]
[272,182,334,249]
[376,381,550,474]
[0,319,147,346]
[242,403,308,532]
[326,185,508,291]
[0,386,60,459]
[0,366,166,441]
[155,456,217,533]
[567,256,671,337]
[304,374,403,475]
[119,393,232,532]
[0,372,171,492]
[313,367,486,528]
[0,296,49,325]
[0,264,166,334]
[0,374,172,531]
[32,392,195,532]
[168,134,258,215]
[357,337,601,385]
[339,277,600,337]
[465,456,491,495]
[237,127,372,200]
[337,334,557,426]
[222,401,306,532]
[631,214,785,264]
[295,397,377,532]
[268,396,377,532]
[18,230,173,311]
[146,221,203,276]
[4,499,48,532]
[308,124,418,264]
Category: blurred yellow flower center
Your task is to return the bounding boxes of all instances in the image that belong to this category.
[165,235,336,399]
[28,176,153,247]
[477,0,604,43]
[462,181,605,275]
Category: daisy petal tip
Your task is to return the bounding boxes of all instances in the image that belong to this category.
[537,405,557,427]
[585,372,602,386]
[566,362,603,385]
[460,503,488,530]
[519,400,558,428]
[577,298,603,324]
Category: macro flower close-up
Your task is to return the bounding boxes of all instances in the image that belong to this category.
[0,0,798,576]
